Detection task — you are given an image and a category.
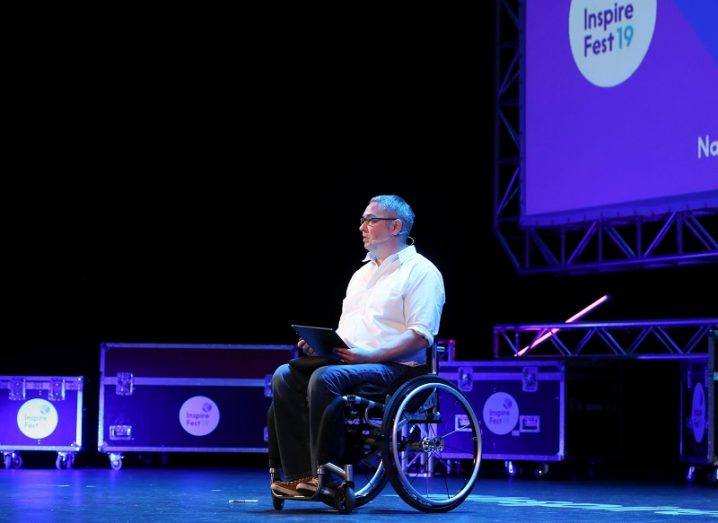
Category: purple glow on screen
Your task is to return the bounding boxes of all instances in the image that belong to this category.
[523,0,718,225]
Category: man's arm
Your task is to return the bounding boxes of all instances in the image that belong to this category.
[334,329,427,364]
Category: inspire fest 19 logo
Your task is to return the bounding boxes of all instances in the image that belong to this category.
[568,2,715,161]
[569,0,657,87]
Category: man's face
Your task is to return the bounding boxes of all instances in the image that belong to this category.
[359,202,398,251]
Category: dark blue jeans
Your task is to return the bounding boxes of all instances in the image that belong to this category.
[269,362,409,480]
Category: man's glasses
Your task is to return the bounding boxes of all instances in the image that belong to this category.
[359,216,397,227]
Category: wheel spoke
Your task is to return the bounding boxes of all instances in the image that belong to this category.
[403,451,422,470]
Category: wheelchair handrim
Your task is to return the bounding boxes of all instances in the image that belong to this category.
[355,459,385,499]
[390,381,481,507]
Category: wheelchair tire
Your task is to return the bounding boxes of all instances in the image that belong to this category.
[354,457,388,507]
[382,376,481,512]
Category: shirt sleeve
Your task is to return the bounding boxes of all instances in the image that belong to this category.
[403,265,445,347]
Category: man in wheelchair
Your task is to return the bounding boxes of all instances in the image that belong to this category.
[269,195,445,497]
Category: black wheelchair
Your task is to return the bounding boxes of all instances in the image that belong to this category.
[268,344,482,513]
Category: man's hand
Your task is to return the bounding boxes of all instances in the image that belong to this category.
[334,346,378,364]
[298,339,318,356]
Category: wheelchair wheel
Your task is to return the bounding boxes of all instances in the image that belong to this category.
[353,453,388,507]
[334,483,355,514]
[382,376,481,512]
[271,496,284,511]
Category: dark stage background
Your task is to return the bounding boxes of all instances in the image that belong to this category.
[6,6,717,386]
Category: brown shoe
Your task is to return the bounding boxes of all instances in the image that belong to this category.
[271,476,315,496]
[296,476,319,495]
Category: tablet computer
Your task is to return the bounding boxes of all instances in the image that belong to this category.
[291,324,347,360]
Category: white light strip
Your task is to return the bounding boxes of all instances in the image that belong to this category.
[516,295,610,357]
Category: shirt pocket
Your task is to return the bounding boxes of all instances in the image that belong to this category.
[368,279,405,321]
[341,288,366,314]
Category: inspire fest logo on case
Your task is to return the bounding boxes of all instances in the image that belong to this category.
[569,0,657,87]
[179,396,220,437]
[17,398,59,440]
[482,392,520,436]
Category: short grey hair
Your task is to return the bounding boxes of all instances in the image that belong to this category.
[370,194,415,237]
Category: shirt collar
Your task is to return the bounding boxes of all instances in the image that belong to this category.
[362,244,417,264]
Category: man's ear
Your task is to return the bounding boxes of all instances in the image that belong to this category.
[393,219,403,236]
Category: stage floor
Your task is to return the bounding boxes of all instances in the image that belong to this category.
[1,468,715,521]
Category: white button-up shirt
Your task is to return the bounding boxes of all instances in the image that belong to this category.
[336,245,445,366]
